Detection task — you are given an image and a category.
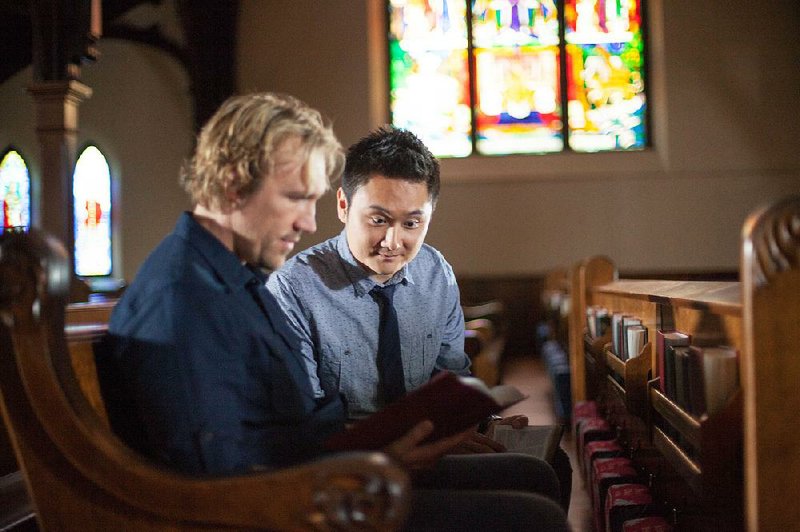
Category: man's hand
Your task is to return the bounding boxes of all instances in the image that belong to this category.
[485,414,528,438]
[449,430,507,454]
[384,420,473,470]
[449,414,531,454]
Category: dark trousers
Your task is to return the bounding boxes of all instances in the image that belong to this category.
[404,453,569,531]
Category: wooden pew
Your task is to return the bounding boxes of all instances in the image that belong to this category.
[567,195,800,530]
[0,301,115,532]
[463,300,507,386]
[0,230,410,531]
[65,299,116,325]
[62,298,118,426]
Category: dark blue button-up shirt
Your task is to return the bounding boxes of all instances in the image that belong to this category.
[99,212,345,475]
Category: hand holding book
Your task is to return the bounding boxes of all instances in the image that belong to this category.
[382,419,476,470]
[324,372,527,452]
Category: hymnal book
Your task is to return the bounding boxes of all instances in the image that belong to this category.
[656,330,691,394]
[324,372,527,451]
[619,317,642,360]
[686,346,707,416]
[611,313,627,357]
[681,345,739,417]
[699,346,739,416]
[596,310,611,338]
[672,346,691,410]
[492,424,564,464]
[586,306,610,339]
[625,325,648,360]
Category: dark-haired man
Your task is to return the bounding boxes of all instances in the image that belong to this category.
[268,126,571,511]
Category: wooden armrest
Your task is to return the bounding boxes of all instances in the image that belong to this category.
[462,299,505,321]
[464,317,495,343]
[464,318,505,386]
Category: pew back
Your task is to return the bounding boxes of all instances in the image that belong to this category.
[567,195,800,530]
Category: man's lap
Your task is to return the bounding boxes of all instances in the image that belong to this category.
[406,488,568,532]
[411,453,561,503]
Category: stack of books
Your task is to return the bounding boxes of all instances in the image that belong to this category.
[611,313,648,361]
[586,305,611,339]
[655,330,739,416]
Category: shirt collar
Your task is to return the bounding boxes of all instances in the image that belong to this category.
[334,230,415,297]
[174,211,263,290]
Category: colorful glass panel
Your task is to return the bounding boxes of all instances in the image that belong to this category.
[472,0,563,154]
[73,146,112,276]
[388,0,647,156]
[389,0,472,157]
[472,0,560,47]
[564,0,646,152]
[0,150,31,231]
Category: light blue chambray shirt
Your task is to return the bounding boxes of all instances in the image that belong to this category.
[266,230,471,419]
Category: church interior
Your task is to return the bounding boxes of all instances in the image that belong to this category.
[1,1,799,530]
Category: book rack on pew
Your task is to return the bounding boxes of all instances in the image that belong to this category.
[567,195,800,531]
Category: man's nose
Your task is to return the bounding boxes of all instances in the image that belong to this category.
[382,226,400,250]
[295,202,317,234]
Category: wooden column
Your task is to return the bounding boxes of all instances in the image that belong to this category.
[27,0,100,263]
[27,80,92,254]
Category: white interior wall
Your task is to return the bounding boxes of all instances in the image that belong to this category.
[1,0,798,280]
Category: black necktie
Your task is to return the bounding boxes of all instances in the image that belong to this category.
[372,284,406,404]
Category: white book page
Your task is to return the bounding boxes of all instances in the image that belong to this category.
[492,425,562,461]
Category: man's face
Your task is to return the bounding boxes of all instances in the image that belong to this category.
[338,175,433,282]
[231,137,327,270]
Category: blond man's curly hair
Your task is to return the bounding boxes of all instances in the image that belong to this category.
[180,92,344,209]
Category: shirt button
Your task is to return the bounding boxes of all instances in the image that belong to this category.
[344,350,351,356]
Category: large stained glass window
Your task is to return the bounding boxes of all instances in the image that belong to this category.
[389,0,471,157]
[565,0,646,151]
[0,148,31,231]
[388,0,647,157]
[73,145,112,276]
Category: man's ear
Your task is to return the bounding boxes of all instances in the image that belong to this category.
[223,182,242,212]
[336,187,348,224]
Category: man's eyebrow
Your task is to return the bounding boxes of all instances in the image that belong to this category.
[287,189,321,199]
[368,205,426,216]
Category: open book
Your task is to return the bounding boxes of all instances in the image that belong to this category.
[324,372,527,451]
[492,424,564,464]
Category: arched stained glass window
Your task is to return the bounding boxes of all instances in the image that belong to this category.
[73,145,112,276]
[388,0,647,157]
[0,148,31,231]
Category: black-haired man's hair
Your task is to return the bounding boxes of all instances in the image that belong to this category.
[341,126,440,206]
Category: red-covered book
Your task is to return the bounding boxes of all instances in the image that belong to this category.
[324,372,526,451]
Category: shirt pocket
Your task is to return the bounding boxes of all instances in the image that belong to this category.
[408,329,438,389]
[337,341,376,410]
